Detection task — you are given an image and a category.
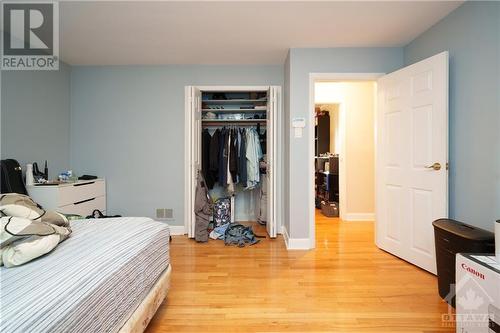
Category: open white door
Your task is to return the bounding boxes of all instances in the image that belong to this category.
[184,86,202,238]
[266,86,280,238]
[376,52,448,274]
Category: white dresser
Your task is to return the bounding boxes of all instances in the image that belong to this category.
[28,179,106,216]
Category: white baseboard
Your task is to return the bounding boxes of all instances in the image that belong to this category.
[282,226,312,250]
[168,225,186,235]
[342,213,375,221]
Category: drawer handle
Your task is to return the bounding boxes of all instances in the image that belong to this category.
[74,198,95,205]
[73,181,95,187]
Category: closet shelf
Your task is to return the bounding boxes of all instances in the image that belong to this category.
[202,119,266,125]
[202,109,267,112]
[202,99,267,103]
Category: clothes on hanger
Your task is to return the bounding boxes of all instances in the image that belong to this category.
[209,129,220,184]
[202,126,263,192]
[229,128,239,183]
[238,128,248,187]
[246,128,263,189]
[226,130,235,194]
[257,123,267,155]
[202,129,215,189]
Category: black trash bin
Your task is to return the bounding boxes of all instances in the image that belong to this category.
[432,219,495,307]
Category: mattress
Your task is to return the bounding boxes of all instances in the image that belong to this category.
[0,217,170,333]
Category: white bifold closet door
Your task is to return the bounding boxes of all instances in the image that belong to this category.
[266,86,280,238]
[376,52,449,274]
[185,86,202,238]
[266,86,281,238]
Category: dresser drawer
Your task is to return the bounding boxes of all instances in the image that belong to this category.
[58,196,106,217]
[58,180,105,207]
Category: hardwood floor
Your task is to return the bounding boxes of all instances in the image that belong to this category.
[146,211,454,332]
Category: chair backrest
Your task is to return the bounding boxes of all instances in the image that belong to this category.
[0,159,28,195]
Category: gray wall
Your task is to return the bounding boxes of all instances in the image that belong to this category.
[1,63,71,178]
[283,52,291,235]
[286,48,404,239]
[404,1,500,231]
[70,65,283,225]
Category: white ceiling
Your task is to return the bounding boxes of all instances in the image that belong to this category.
[60,1,463,65]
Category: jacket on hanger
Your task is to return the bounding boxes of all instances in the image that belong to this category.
[238,128,248,187]
[202,129,215,189]
[209,129,220,179]
[218,128,228,186]
[246,128,263,188]
[194,173,213,242]
[229,128,239,183]
[257,123,267,155]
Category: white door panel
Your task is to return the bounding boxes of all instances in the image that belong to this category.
[266,86,280,238]
[376,51,448,274]
[185,86,201,238]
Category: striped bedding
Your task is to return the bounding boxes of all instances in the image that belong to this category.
[0,217,170,333]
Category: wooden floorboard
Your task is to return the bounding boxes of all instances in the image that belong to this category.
[146,211,454,332]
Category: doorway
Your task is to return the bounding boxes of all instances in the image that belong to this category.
[313,80,377,228]
[308,52,448,274]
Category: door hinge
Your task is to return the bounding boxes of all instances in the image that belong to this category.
[446,162,449,170]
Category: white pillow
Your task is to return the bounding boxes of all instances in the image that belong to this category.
[0,216,71,267]
[0,193,69,226]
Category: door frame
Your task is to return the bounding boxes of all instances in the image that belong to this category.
[308,73,384,248]
[184,85,283,237]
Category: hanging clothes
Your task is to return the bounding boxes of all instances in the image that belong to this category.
[238,128,247,187]
[229,128,239,183]
[246,128,263,189]
[203,126,264,191]
[218,128,228,187]
[226,130,235,194]
[194,173,213,242]
[202,129,215,189]
[257,171,267,225]
[209,129,220,184]
[257,123,267,154]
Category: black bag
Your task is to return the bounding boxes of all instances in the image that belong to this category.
[86,209,122,219]
[0,159,28,195]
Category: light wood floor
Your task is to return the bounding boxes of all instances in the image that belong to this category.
[146,211,454,332]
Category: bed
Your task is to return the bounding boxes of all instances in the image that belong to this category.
[0,217,171,333]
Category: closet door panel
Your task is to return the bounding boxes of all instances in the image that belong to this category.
[266,86,279,238]
[185,86,202,238]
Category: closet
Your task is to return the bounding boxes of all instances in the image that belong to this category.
[185,86,281,238]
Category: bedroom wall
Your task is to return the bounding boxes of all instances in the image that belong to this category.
[404,1,500,231]
[70,65,283,226]
[285,47,404,241]
[283,52,291,236]
[1,63,71,178]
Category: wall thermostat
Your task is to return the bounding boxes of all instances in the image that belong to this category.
[292,118,306,138]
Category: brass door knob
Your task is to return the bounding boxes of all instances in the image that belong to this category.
[426,162,441,171]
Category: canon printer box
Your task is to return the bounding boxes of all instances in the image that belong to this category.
[456,254,500,333]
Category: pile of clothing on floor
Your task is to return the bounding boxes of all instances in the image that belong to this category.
[194,174,263,246]
[201,125,266,192]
